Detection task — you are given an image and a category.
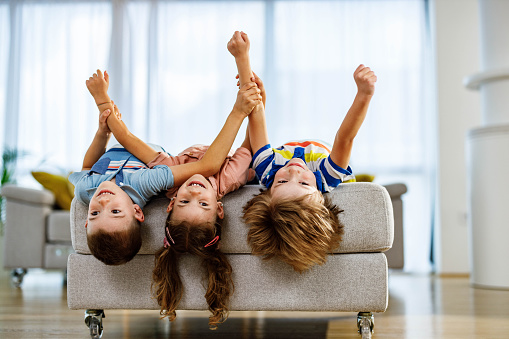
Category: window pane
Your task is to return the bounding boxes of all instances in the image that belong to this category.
[143,1,265,152]
[16,2,111,175]
[272,0,428,172]
[0,3,8,153]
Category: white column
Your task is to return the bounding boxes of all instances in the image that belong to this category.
[465,0,509,126]
[465,0,509,289]
[431,0,481,275]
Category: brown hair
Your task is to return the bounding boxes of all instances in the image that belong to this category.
[243,189,344,273]
[87,218,142,266]
[152,213,233,330]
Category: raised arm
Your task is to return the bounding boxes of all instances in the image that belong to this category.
[240,126,251,153]
[81,109,112,170]
[227,31,269,155]
[227,31,253,88]
[330,64,377,169]
[86,70,114,116]
[105,106,160,165]
[170,82,262,186]
[86,70,159,164]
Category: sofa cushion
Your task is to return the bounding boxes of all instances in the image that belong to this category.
[44,244,74,268]
[47,210,72,242]
[67,252,388,312]
[71,183,393,255]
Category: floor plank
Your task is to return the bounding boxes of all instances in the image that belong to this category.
[0,270,508,338]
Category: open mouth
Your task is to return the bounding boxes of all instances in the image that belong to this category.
[97,189,115,196]
[188,181,206,189]
[288,162,306,170]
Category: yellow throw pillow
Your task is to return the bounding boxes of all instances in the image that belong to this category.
[355,173,375,182]
[32,171,75,210]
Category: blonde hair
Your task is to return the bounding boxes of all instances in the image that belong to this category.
[87,218,141,266]
[152,213,233,330]
[243,189,344,273]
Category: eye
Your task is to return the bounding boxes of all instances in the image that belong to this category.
[277,180,288,184]
[300,182,309,186]
[91,211,99,216]
[180,200,189,204]
[200,202,209,207]
[111,209,121,214]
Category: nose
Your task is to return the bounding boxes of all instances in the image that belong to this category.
[288,165,302,174]
[189,189,201,196]
[98,196,110,206]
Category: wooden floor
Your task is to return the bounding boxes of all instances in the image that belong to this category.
[0,270,508,338]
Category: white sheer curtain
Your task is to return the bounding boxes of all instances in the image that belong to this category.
[0,2,8,153]
[2,0,433,272]
[6,1,111,175]
[118,1,267,149]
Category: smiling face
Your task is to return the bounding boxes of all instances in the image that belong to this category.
[86,180,144,233]
[168,174,224,225]
[270,158,319,201]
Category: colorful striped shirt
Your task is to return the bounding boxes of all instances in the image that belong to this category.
[252,140,355,193]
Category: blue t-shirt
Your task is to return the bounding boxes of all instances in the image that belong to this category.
[69,147,174,208]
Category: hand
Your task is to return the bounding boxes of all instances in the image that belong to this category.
[98,103,122,134]
[227,31,250,58]
[354,64,377,96]
[233,82,262,117]
[98,108,112,134]
[86,69,110,102]
[237,70,265,107]
[112,104,122,121]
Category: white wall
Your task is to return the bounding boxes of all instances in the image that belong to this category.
[430,0,482,274]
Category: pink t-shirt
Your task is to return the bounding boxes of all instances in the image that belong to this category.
[147,145,254,199]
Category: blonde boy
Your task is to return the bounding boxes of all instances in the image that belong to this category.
[227,31,377,272]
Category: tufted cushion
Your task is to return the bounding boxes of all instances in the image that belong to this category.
[71,183,394,255]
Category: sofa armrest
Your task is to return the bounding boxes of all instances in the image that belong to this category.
[1,184,55,205]
[382,183,407,269]
[1,184,55,268]
[383,183,407,199]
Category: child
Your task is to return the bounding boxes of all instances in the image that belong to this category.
[84,70,261,329]
[228,31,377,273]
[71,70,262,269]
[149,131,256,330]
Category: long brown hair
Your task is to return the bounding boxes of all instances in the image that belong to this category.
[152,213,233,330]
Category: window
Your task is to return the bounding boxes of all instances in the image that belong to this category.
[0,2,9,153]
[2,0,433,272]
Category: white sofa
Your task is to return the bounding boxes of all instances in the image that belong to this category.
[67,183,394,338]
[1,184,73,286]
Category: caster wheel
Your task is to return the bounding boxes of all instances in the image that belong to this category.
[357,312,374,339]
[89,318,103,338]
[11,268,27,288]
[85,310,105,339]
[359,318,372,339]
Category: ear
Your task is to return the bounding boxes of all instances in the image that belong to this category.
[84,221,88,228]
[167,199,175,213]
[216,201,224,219]
[133,204,145,222]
